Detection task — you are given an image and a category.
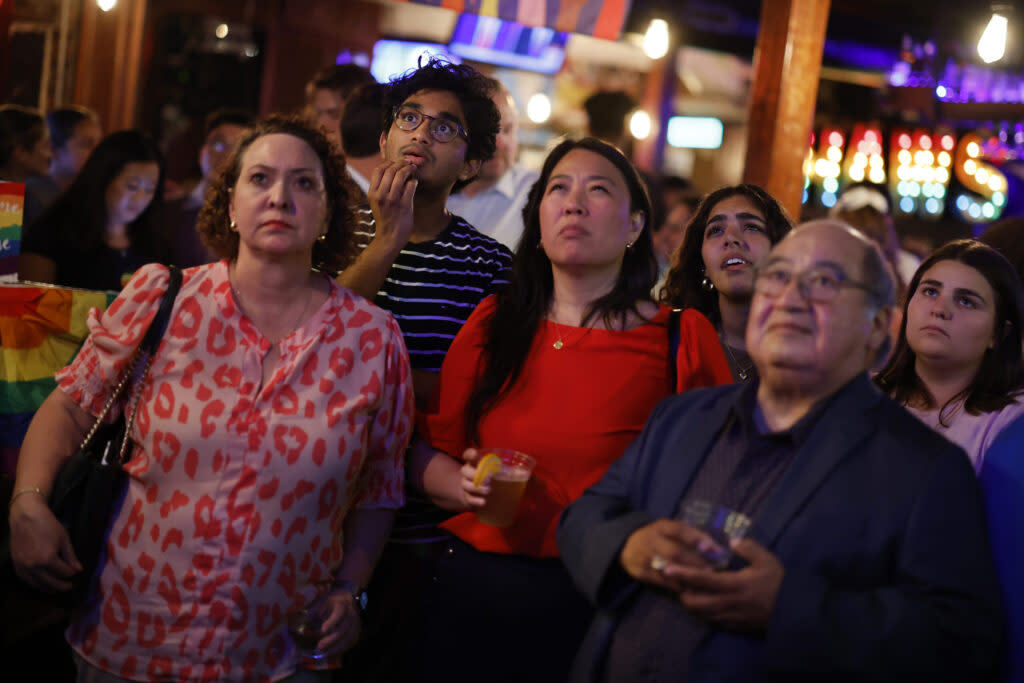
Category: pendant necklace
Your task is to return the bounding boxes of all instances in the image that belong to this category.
[718,329,753,381]
[550,318,592,350]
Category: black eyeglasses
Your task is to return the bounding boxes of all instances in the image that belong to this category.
[392,107,468,143]
[754,264,878,303]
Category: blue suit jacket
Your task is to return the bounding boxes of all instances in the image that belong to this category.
[980,414,1024,683]
[558,375,1004,682]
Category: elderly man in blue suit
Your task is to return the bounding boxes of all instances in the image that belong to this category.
[558,220,1004,682]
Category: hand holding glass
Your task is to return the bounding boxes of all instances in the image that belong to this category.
[681,500,752,569]
[475,449,536,528]
[288,593,331,661]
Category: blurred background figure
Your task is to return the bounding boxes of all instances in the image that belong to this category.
[831,203,910,356]
[832,183,920,286]
[660,184,794,382]
[19,130,168,290]
[876,239,1024,472]
[340,82,388,197]
[583,90,636,152]
[24,106,103,224]
[0,105,52,226]
[45,107,102,193]
[979,217,1024,286]
[162,107,255,267]
[0,105,51,183]
[447,77,538,251]
[304,63,376,149]
[652,183,702,288]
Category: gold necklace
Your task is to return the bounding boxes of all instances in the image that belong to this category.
[550,318,592,350]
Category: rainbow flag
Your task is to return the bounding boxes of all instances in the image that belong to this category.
[0,283,115,476]
[0,181,24,283]
[393,0,633,41]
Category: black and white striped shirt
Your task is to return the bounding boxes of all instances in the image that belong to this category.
[352,209,513,373]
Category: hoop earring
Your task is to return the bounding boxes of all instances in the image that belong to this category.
[701,276,715,291]
[229,219,237,231]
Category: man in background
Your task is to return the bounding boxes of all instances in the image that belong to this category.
[305,63,376,149]
[162,108,254,267]
[446,77,538,251]
[340,82,388,197]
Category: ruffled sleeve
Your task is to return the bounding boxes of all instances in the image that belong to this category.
[56,263,173,418]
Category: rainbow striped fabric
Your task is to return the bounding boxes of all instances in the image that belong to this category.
[394,0,633,41]
[0,181,24,281]
[0,283,115,476]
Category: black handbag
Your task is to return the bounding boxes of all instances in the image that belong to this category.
[7,266,181,608]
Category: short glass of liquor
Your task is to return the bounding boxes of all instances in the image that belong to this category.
[288,592,331,662]
[476,448,536,528]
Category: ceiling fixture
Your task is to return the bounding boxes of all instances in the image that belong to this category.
[97,0,116,10]
[978,6,1010,63]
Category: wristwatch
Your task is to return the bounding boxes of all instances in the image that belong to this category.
[334,580,368,616]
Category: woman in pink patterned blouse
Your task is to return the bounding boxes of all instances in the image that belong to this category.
[9,116,414,682]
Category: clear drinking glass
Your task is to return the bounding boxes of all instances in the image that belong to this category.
[681,499,752,569]
[288,592,331,661]
[475,448,536,528]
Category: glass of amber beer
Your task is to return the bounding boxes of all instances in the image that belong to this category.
[476,449,536,528]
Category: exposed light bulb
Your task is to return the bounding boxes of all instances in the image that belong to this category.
[527,93,551,124]
[642,19,670,60]
[216,24,229,39]
[97,0,116,10]
[629,110,652,139]
[978,13,1008,63]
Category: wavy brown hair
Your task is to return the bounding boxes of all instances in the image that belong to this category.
[196,114,357,274]
[659,184,794,324]
[875,239,1024,425]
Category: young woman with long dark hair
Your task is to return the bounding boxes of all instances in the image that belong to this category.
[660,184,794,382]
[19,130,167,290]
[405,137,732,683]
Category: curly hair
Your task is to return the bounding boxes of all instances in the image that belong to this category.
[382,56,499,193]
[195,114,357,274]
[875,239,1024,425]
[659,184,794,323]
[463,137,657,444]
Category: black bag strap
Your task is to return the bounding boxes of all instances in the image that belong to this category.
[78,266,182,461]
[668,308,681,391]
[139,266,182,355]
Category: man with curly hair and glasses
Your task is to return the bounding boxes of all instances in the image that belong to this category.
[337,57,513,682]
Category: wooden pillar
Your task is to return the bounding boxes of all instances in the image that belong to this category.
[73,0,147,130]
[743,0,830,219]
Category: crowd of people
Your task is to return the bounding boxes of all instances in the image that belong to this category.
[2,54,1023,683]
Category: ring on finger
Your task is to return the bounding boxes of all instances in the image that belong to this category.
[650,554,668,572]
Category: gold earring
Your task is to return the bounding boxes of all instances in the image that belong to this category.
[318,232,327,242]
[229,219,237,231]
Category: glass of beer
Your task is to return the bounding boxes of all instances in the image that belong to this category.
[476,449,536,528]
